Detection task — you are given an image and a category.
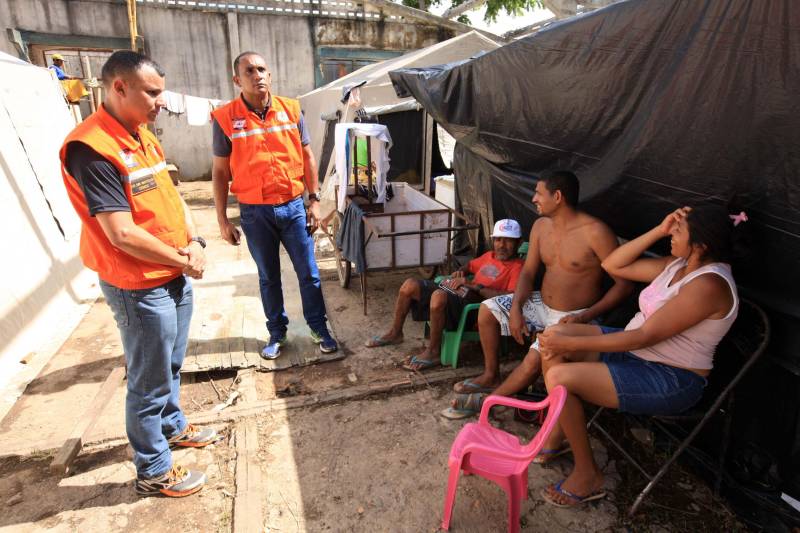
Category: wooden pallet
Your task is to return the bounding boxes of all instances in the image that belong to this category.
[182,259,344,373]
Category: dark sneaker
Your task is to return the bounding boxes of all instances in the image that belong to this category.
[168,424,218,448]
[261,336,286,360]
[310,329,339,354]
[135,464,206,497]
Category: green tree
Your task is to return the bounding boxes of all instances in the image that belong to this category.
[401,0,543,24]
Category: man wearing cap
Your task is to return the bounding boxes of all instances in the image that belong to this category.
[49,54,75,80]
[365,219,524,371]
[445,170,633,417]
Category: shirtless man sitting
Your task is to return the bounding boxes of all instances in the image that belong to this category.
[448,170,633,408]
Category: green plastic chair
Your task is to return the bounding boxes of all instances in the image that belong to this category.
[439,302,483,368]
[432,241,528,368]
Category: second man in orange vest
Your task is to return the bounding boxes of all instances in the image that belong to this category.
[211,51,338,358]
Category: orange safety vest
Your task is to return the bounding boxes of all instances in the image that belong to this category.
[211,95,306,204]
[60,105,189,289]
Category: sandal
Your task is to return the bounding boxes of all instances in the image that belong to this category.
[440,392,486,420]
[541,480,606,508]
[402,355,440,372]
[452,378,495,395]
[365,335,403,348]
[532,442,571,464]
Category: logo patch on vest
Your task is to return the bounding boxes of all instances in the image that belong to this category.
[233,118,246,130]
[130,173,158,195]
[119,150,138,169]
[276,111,289,122]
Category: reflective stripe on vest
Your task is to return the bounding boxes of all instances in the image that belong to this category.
[59,105,188,290]
[210,95,305,204]
[125,161,168,181]
[230,123,298,139]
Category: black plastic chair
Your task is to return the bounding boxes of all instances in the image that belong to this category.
[586,298,771,516]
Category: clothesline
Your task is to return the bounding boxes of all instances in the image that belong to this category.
[161,90,223,126]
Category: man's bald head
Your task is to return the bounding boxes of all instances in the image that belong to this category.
[233,51,265,76]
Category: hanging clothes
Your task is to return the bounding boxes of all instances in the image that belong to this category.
[334,123,392,213]
[60,79,88,103]
[185,94,210,126]
[162,90,186,114]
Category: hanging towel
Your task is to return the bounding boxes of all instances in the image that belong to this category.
[336,202,367,274]
[185,95,210,126]
[162,90,186,114]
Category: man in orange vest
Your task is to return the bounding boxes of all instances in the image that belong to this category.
[60,51,216,498]
[212,51,338,359]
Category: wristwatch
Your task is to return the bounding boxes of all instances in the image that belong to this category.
[474,283,485,292]
[308,192,321,202]
[190,236,207,248]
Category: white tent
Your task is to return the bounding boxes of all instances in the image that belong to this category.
[299,31,500,198]
[0,52,96,415]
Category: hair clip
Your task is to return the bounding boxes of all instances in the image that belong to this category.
[729,211,748,227]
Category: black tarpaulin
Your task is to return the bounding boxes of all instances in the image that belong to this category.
[390,0,800,308]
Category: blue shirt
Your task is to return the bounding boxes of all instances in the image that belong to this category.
[49,65,68,80]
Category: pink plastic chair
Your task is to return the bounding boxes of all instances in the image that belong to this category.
[441,386,568,532]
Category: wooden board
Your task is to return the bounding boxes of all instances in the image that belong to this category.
[233,419,263,533]
[182,257,344,373]
[50,366,126,475]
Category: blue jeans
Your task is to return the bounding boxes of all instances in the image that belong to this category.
[100,276,192,478]
[240,198,328,338]
[598,326,707,415]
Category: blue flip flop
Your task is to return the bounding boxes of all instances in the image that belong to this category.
[440,392,486,420]
[453,378,494,394]
[402,355,440,371]
[532,442,572,464]
[365,335,403,348]
[541,480,606,508]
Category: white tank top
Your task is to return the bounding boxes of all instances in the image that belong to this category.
[624,258,738,370]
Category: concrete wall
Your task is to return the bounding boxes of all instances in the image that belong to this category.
[0,0,458,179]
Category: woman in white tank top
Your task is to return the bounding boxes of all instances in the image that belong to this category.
[532,205,743,508]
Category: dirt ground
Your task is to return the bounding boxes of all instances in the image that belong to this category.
[0,182,745,532]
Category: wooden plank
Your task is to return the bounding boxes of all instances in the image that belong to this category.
[237,369,258,404]
[5,362,522,458]
[50,366,126,475]
[229,300,247,367]
[233,419,263,533]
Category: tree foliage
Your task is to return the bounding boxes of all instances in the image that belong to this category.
[400,0,543,24]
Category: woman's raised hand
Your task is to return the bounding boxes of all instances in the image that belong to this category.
[657,206,691,236]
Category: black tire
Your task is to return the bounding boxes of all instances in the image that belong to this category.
[332,214,351,289]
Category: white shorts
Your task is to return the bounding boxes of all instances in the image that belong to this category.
[483,291,588,336]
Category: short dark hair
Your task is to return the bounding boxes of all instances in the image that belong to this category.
[233,51,262,76]
[101,51,165,85]
[540,170,580,207]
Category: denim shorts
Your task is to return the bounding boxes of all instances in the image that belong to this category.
[598,326,707,415]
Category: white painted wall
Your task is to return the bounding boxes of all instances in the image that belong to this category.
[0,54,97,410]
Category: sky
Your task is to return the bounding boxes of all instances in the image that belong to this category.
[427,3,555,36]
